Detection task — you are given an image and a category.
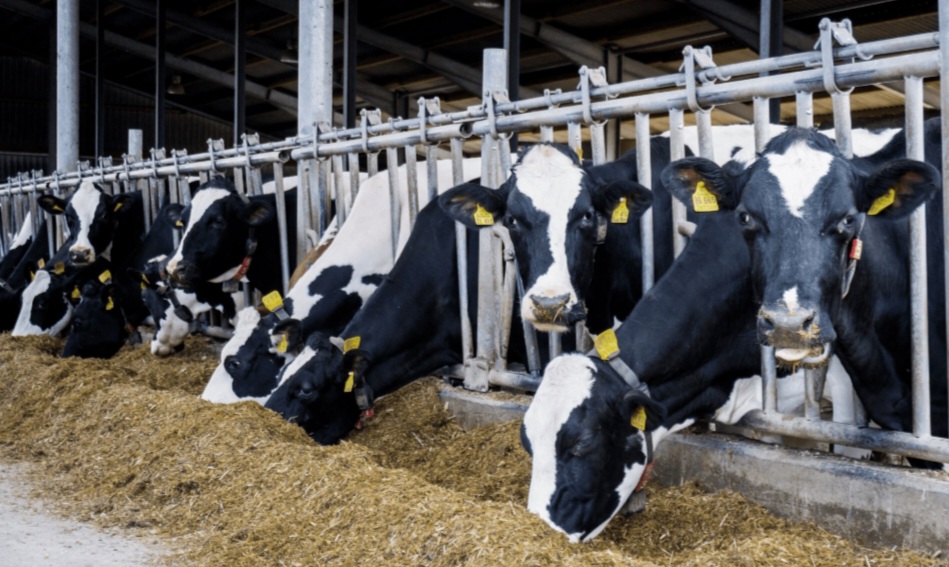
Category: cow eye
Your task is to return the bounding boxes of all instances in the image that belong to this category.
[503,215,518,229]
[738,211,751,225]
[224,356,242,373]
[570,432,597,457]
[294,382,317,401]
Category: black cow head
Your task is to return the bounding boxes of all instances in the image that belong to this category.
[62,280,127,359]
[165,177,272,289]
[264,329,355,445]
[439,143,652,332]
[201,307,287,402]
[38,180,135,267]
[663,128,939,367]
[521,354,666,542]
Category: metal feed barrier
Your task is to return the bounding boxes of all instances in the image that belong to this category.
[0,14,948,465]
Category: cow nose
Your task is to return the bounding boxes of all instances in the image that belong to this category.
[69,247,93,266]
[759,307,818,339]
[530,293,570,320]
[171,262,198,287]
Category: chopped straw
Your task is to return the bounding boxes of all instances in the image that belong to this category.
[0,334,940,567]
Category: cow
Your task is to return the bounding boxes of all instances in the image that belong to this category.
[164,176,297,297]
[61,276,127,359]
[662,121,946,455]
[263,143,654,443]
[0,211,37,280]
[0,213,49,332]
[520,122,941,543]
[12,182,144,336]
[199,157,485,404]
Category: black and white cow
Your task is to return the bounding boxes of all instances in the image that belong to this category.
[61,276,127,359]
[200,157,485,404]
[0,213,49,331]
[165,176,297,297]
[663,122,946,448]
[13,182,144,336]
[0,211,37,281]
[264,144,653,443]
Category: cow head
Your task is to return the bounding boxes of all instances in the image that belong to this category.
[522,354,666,542]
[201,307,287,403]
[62,280,126,359]
[165,177,273,289]
[12,263,78,336]
[263,329,355,445]
[663,128,939,366]
[38,180,135,267]
[439,144,652,332]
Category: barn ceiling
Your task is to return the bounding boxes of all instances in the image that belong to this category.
[0,0,939,145]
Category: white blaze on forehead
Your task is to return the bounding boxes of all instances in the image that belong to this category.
[513,146,585,319]
[765,141,834,219]
[166,188,232,273]
[782,286,800,312]
[201,306,264,404]
[69,180,105,252]
[524,354,596,538]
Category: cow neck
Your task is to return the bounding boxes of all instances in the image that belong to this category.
[840,213,867,299]
[229,190,259,285]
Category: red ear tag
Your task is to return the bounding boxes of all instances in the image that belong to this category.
[849,238,863,261]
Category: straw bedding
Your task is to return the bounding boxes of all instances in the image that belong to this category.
[0,334,940,567]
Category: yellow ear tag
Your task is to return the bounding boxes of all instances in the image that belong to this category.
[692,180,720,213]
[262,290,284,313]
[276,335,289,354]
[575,146,583,161]
[52,205,63,213]
[113,201,124,212]
[611,197,630,224]
[343,371,355,393]
[175,220,184,227]
[140,282,147,290]
[343,336,361,354]
[98,270,112,284]
[630,406,647,431]
[71,286,81,299]
[868,187,896,216]
[105,297,115,311]
[473,204,495,226]
[29,271,35,281]
[141,273,150,284]
[37,258,45,269]
[594,329,620,361]
[53,262,65,275]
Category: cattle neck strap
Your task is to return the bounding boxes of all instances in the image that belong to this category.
[841,214,867,299]
[161,287,195,323]
[590,330,650,398]
[230,231,259,283]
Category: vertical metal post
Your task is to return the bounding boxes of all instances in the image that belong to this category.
[695,110,714,159]
[273,162,291,294]
[348,152,361,208]
[940,0,949,439]
[56,0,79,174]
[832,93,853,159]
[589,122,606,165]
[155,0,166,149]
[234,0,246,146]
[297,0,333,138]
[367,152,379,178]
[669,109,687,258]
[759,0,783,122]
[332,154,347,226]
[567,122,582,159]
[905,75,931,439]
[503,0,520,152]
[386,146,401,259]
[762,345,777,412]
[804,366,827,421]
[539,126,554,143]
[635,113,654,292]
[426,145,439,204]
[795,91,814,127]
[404,145,419,228]
[753,98,770,151]
[343,0,358,129]
[128,129,148,230]
[451,137,474,361]
[296,160,311,262]
[604,52,621,161]
[95,0,105,156]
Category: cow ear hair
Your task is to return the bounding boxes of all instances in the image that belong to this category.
[162,203,186,225]
[111,193,136,215]
[857,159,940,220]
[37,195,68,215]
[591,179,653,218]
[272,317,303,353]
[438,182,507,230]
[239,200,274,227]
[661,157,738,212]
[621,389,667,433]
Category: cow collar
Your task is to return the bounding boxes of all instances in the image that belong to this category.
[590,329,654,494]
[840,213,867,299]
[229,229,258,284]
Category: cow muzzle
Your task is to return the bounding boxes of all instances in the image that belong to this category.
[527,293,584,330]
[169,261,200,290]
[68,247,94,267]
[758,305,833,366]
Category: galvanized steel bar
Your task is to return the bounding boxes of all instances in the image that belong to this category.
[669,109,688,258]
[367,152,379,179]
[548,331,562,360]
[451,137,474,362]
[832,92,853,158]
[386,147,401,260]
[636,113,654,292]
[332,154,347,226]
[753,97,770,151]
[348,152,362,208]
[539,126,554,143]
[589,121,607,165]
[741,410,949,463]
[804,366,826,421]
[567,122,582,159]
[297,0,333,138]
[56,0,79,174]
[795,91,814,127]
[426,146,439,204]
[272,162,291,294]
[762,345,777,413]
[296,161,311,264]
[495,224,517,370]
[905,75,931,439]
[404,145,419,228]
[695,110,714,159]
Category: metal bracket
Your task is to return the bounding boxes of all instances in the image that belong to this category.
[543,88,562,109]
[241,132,260,169]
[483,88,511,140]
[150,148,165,178]
[360,108,382,154]
[679,45,718,113]
[207,138,226,175]
[577,65,613,125]
[816,18,861,95]
[417,96,442,146]
[313,122,332,162]
[97,156,112,184]
[77,160,91,180]
[171,149,183,179]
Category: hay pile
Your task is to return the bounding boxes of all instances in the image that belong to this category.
[0,334,941,567]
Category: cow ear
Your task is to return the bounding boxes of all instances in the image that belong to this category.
[661,157,738,212]
[272,317,303,354]
[857,159,940,220]
[621,389,667,433]
[38,195,67,215]
[111,193,136,215]
[591,179,653,219]
[239,200,274,227]
[163,203,186,227]
[438,182,507,230]
[519,423,533,457]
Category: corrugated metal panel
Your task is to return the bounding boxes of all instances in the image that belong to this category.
[0,153,48,183]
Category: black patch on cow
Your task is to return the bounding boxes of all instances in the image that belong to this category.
[361,273,385,286]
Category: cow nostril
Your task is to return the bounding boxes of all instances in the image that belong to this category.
[530,293,570,311]
[759,312,775,333]
[802,313,815,329]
